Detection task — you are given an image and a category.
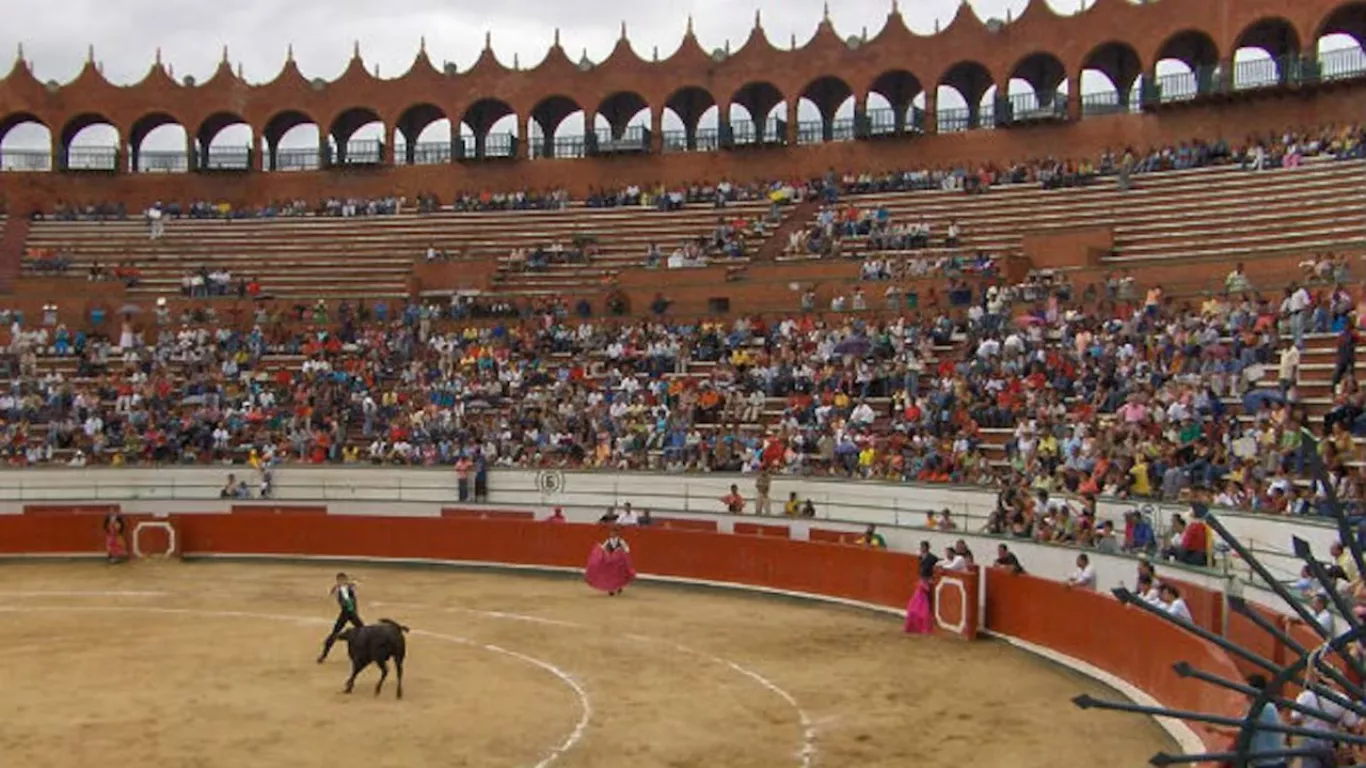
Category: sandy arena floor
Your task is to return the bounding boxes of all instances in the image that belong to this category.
[0,561,1174,767]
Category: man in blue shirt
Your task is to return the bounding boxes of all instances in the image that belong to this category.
[1245,674,1288,768]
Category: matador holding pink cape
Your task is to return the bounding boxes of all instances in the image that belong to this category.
[585,525,636,596]
[904,540,938,634]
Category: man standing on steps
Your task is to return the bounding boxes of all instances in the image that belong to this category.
[755,468,773,516]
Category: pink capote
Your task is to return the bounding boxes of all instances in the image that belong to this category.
[585,545,636,593]
[106,531,127,559]
[903,580,934,634]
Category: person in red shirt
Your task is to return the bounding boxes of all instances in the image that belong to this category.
[1178,505,1210,567]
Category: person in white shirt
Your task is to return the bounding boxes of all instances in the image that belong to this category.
[941,547,968,572]
[1067,554,1096,590]
[616,503,639,526]
[1290,666,1360,768]
[1278,338,1301,392]
[1310,593,1336,637]
[1160,584,1193,623]
[1285,283,1311,349]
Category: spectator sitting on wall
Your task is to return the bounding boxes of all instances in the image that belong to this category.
[598,507,619,524]
[993,544,1024,574]
[1159,584,1193,623]
[636,509,654,527]
[1310,593,1336,636]
[942,545,968,572]
[1135,574,1163,606]
[856,524,886,549]
[1065,553,1095,590]
[800,499,816,518]
[784,492,801,516]
[617,503,639,526]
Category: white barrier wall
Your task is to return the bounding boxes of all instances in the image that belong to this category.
[0,466,1338,611]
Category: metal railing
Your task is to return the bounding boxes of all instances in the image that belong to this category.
[1320,46,1366,82]
[530,134,586,160]
[1003,92,1067,123]
[1079,91,1140,117]
[273,147,320,172]
[338,139,383,165]
[64,147,118,171]
[0,149,51,171]
[396,141,452,165]
[593,125,651,154]
[199,147,252,171]
[137,151,189,173]
[661,128,721,153]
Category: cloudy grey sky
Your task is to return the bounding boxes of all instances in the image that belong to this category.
[7,0,1082,85]
[0,0,1354,155]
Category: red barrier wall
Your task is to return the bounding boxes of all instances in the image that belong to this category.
[985,571,1245,750]
[0,512,1247,756]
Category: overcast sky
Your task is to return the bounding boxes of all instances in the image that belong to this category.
[6,0,1088,85]
[0,0,1355,156]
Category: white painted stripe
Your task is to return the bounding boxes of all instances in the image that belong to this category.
[0,605,592,768]
[380,601,818,767]
[0,590,168,598]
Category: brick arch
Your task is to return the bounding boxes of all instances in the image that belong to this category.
[392,103,450,164]
[1080,40,1145,93]
[867,69,926,134]
[596,91,649,139]
[1234,17,1302,59]
[1154,29,1221,71]
[193,111,253,171]
[327,107,385,147]
[529,95,584,158]
[460,98,518,160]
[1314,1,1366,46]
[936,61,995,130]
[196,111,249,149]
[260,109,319,171]
[394,103,446,145]
[730,81,785,142]
[0,111,50,146]
[59,112,119,148]
[128,111,189,173]
[1007,51,1067,96]
[57,112,121,172]
[662,85,716,145]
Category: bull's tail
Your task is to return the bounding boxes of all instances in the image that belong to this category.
[378,618,410,633]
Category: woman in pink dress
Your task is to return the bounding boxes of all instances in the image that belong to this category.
[904,541,937,634]
[585,526,636,596]
[103,513,129,564]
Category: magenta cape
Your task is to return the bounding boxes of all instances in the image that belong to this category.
[903,580,934,634]
[106,531,127,558]
[585,545,636,593]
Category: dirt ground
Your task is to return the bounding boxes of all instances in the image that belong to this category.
[0,561,1175,767]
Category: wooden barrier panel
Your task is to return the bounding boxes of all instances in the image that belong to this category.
[23,503,121,516]
[809,528,861,545]
[733,522,791,538]
[653,518,718,532]
[441,508,536,520]
[230,504,328,516]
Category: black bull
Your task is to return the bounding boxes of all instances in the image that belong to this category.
[337,618,409,698]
